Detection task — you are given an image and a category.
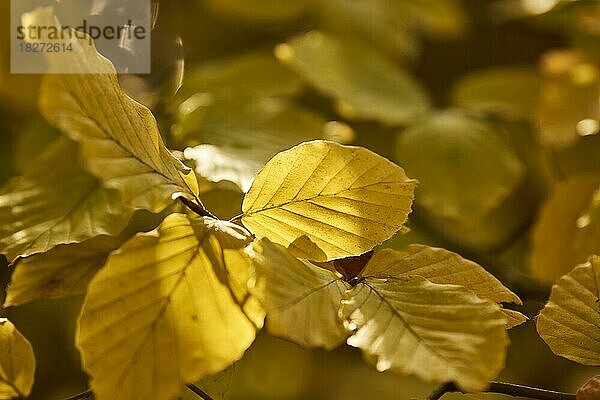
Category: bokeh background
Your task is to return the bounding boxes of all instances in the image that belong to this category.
[2,0,600,399]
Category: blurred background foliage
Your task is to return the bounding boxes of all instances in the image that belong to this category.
[2,0,600,398]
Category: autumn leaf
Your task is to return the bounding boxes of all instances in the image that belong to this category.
[341,276,508,392]
[0,139,133,263]
[4,236,120,307]
[242,140,417,261]
[366,245,527,328]
[537,256,600,365]
[251,239,350,349]
[0,320,35,399]
[77,214,263,400]
[27,7,199,213]
[529,176,600,284]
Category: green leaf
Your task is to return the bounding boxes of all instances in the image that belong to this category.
[251,239,350,349]
[537,256,600,365]
[179,52,303,100]
[242,140,417,261]
[77,214,263,400]
[0,139,133,263]
[341,276,509,392]
[396,111,524,221]
[277,32,430,125]
[366,245,527,328]
[4,236,120,307]
[529,176,600,284]
[452,67,541,119]
[314,0,418,58]
[30,7,199,212]
[0,319,35,399]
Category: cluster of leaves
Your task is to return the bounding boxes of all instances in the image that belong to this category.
[5,0,600,399]
[0,5,539,400]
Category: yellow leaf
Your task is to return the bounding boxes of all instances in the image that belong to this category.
[77,214,263,400]
[251,239,350,349]
[341,277,508,392]
[242,140,417,261]
[537,256,600,365]
[29,7,199,212]
[0,139,133,263]
[4,236,119,307]
[529,176,600,284]
[0,320,35,399]
[366,245,527,328]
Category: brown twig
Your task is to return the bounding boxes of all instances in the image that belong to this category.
[427,381,576,400]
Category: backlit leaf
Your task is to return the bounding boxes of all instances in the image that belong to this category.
[366,245,526,328]
[77,214,263,400]
[341,276,509,392]
[251,239,350,349]
[242,140,417,261]
[0,320,35,399]
[529,176,600,284]
[4,236,120,307]
[277,32,430,125]
[396,111,524,221]
[0,139,133,263]
[537,256,600,365]
[30,7,199,212]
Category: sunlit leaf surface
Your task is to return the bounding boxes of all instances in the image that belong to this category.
[78,214,263,400]
[4,236,120,307]
[342,274,508,393]
[367,245,526,328]
[0,139,133,263]
[0,320,35,399]
[252,239,350,349]
[242,140,417,261]
[30,7,199,212]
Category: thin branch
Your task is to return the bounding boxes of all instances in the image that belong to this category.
[186,384,215,400]
[59,385,215,400]
[178,196,217,219]
[60,390,93,400]
[427,381,576,400]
